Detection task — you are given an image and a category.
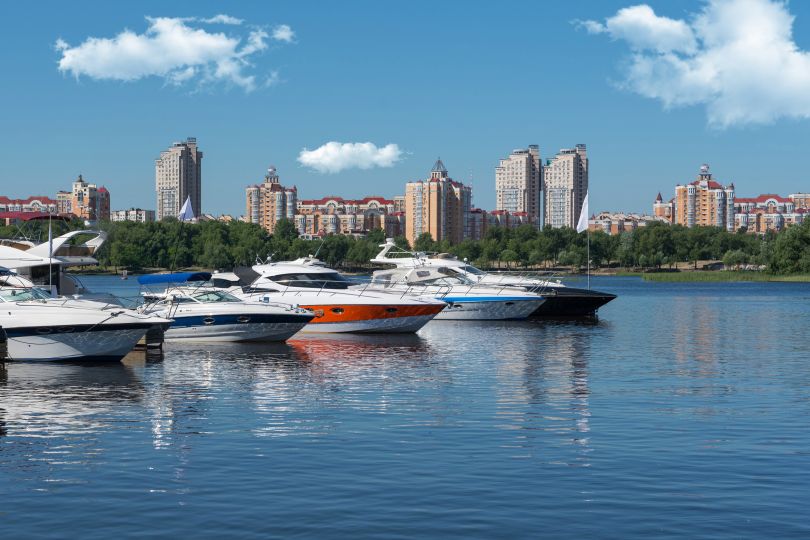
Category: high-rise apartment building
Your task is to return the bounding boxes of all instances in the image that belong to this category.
[495,145,543,226]
[155,137,202,221]
[245,166,297,234]
[544,144,588,229]
[674,164,734,230]
[404,159,471,246]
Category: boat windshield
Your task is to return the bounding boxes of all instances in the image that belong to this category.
[0,287,52,302]
[409,268,474,286]
[192,290,242,303]
[460,265,486,276]
[270,272,351,290]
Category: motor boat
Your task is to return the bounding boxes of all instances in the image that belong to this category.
[219,258,447,333]
[138,272,314,342]
[0,267,171,362]
[367,266,545,320]
[371,238,616,318]
[0,230,108,296]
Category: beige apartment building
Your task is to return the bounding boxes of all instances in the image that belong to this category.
[155,137,202,221]
[69,175,110,222]
[245,166,297,234]
[653,193,675,223]
[111,208,155,223]
[674,164,735,230]
[544,144,588,229]
[294,196,402,238]
[495,145,542,225]
[405,159,472,246]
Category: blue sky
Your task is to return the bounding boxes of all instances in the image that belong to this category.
[1,0,809,216]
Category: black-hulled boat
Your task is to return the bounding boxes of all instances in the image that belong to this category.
[370,239,617,319]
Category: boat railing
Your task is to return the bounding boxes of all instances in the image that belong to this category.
[476,269,568,295]
[255,278,380,299]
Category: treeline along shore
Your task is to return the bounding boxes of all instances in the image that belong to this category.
[4,217,810,277]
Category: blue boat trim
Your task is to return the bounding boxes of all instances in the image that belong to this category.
[3,322,154,338]
[169,313,313,328]
[438,296,540,303]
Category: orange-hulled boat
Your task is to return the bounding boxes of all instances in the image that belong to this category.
[211,258,446,333]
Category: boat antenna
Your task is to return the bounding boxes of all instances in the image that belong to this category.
[312,237,325,259]
[48,212,53,294]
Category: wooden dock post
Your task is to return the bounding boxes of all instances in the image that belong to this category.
[1,327,8,361]
[136,324,165,350]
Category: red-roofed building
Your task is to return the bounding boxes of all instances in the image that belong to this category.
[486,209,531,230]
[2,175,110,224]
[674,164,735,230]
[734,193,804,233]
[0,196,59,214]
[0,211,73,226]
[293,194,403,237]
[590,211,669,235]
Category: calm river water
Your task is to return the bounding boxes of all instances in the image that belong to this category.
[2,276,809,538]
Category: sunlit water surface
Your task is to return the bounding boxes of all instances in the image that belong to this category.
[2,276,810,538]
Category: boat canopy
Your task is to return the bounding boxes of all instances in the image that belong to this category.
[137,272,212,285]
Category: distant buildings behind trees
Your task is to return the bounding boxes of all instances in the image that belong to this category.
[650,164,809,235]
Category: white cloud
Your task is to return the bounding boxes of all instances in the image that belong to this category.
[201,14,243,25]
[272,24,295,43]
[580,0,810,127]
[56,16,291,91]
[298,142,403,174]
[579,5,696,53]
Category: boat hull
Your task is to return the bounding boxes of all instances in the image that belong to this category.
[165,314,310,342]
[297,303,445,333]
[435,297,544,321]
[528,287,616,318]
[3,324,152,362]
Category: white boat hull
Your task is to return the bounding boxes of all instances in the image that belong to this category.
[433,298,544,321]
[164,321,308,342]
[4,326,150,362]
[299,313,437,334]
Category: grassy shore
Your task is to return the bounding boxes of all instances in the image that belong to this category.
[639,271,810,283]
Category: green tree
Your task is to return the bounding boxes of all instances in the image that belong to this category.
[414,232,436,253]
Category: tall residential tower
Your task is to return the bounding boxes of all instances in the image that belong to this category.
[544,144,588,229]
[495,145,543,226]
[405,159,472,246]
[674,164,735,230]
[155,137,202,221]
[245,166,297,234]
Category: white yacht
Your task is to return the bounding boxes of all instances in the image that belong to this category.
[0,229,108,296]
[138,272,314,342]
[367,266,545,321]
[0,267,171,362]
[218,258,447,333]
[371,238,616,318]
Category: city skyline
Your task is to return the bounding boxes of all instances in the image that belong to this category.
[2,1,810,218]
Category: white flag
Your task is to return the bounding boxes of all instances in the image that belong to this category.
[178,195,195,222]
[576,191,589,233]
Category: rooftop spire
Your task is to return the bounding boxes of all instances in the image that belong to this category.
[430,157,448,180]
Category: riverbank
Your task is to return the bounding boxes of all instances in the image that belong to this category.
[629,271,810,282]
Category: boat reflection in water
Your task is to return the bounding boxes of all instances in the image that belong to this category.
[0,357,146,480]
[419,319,596,464]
